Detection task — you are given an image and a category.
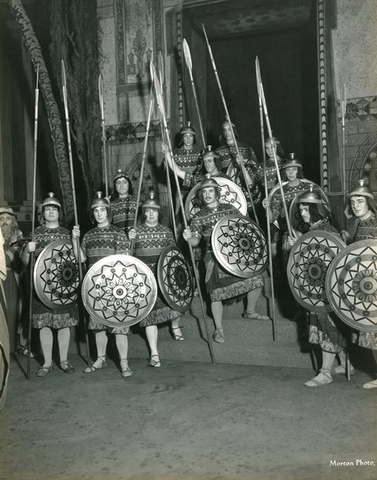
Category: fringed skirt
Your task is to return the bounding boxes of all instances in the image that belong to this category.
[308,312,347,353]
[32,296,79,330]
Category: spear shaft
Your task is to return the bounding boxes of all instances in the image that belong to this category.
[98,75,109,198]
[341,83,347,210]
[202,24,259,224]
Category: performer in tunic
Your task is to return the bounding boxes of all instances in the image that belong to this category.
[21,193,78,377]
[288,187,348,387]
[267,153,311,266]
[109,169,137,234]
[72,192,133,378]
[345,180,377,389]
[0,208,25,353]
[261,136,285,193]
[183,176,268,344]
[129,193,182,367]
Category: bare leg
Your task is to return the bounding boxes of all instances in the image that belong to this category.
[171,318,184,341]
[212,301,225,343]
[363,350,377,389]
[39,327,53,368]
[146,325,161,367]
[243,288,269,320]
[305,351,335,387]
[57,327,70,363]
[84,331,108,373]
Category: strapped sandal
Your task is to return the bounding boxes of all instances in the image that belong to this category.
[334,364,355,375]
[84,357,107,374]
[242,310,270,321]
[363,379,377,389]
[19,346,36,358]
[304,369,333,387]
[36,363,54,378]
[148,354,161,368]
[171,326,185,341]
[120,359,133,378]
[213,328,225,344]
[60,361,75,374]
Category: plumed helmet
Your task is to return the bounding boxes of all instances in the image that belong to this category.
[349,179,374,199]
[142,191,160,210]
[113,168,130,183]
[284,153,302,169]
[203,145,218,162]
[198,173,221,191]
[298,185,323,204]
[180,121,196,136]
[42,192,61,209]
[90,191,109,210]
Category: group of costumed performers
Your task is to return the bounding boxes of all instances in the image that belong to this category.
[21,193,79,377]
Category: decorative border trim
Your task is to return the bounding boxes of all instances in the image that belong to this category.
[337,96,377,122]
[105,121,163,144]
[317,0,328,192]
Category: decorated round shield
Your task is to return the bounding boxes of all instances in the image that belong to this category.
[185,177,247,220]
[287,231,345,313]
[289,184,331,238]
[211,214,268,278]
[326,240,377,332]
[33,239,79,310]
[81,255,157,328]
[157,245,194,312]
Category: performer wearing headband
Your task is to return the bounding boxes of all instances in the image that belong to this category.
[0,208,25,354]
[183,175,268,344]
[345,180,377,389]
[21,193,78,377]
[261,136,285,193]
[288,187,348,387]
[109,169,137,234]
[72,192,133,378]
[129,192,183,368]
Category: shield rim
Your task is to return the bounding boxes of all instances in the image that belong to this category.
[81,254,157,328]
[33,239,79,310]
[325,239,377,332]
[185,177,247,220]
[287,230,346,313]
[268,178,326,208]
[211,213,268,279]
[157,245,194,313]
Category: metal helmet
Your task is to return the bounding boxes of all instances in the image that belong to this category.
[284,153,302,169]
[221,119,236,129]
[90,191,109,210]
[198,173,221,191]
[113,168,130,183]
[298,185,323,204]
[203,145,218,162]
[348,179,374,200]
[0,207,15,217]
[180,121,196,136]
[142,191,160,210]
[42,192,61,209]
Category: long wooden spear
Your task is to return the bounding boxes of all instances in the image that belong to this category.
[255,57,293,238]
[256,71,277,342]
[61,60,90,366]
[27,65,39,379]
[202,24,259,225]
[183,38,206,149]
[150,61,216,364]
[131,89,154,251]
[158,51,177,241]
[98,74,109,198]
[341,83,347,210]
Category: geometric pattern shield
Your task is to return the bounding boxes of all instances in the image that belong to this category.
[185,177,247,220]
[287,231,346,313]
[212,214,268,278]
[157,245,194,312]
[81,255,157,328]
[326,239,377,332]
[33,239,80,310]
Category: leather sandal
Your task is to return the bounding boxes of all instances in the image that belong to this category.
[36,364,54,377]
[363,379,377,389]
[84,357,107,374]
[305,369,333,387]
[120,359,133,378]
[148,354,161,368]
[213,328,225,344]
[60,361,75,374]
[171,326,185,341]
[242,310,270,321]
[334,364,355,375]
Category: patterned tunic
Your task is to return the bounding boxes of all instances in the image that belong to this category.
[190,203,263,302]
[261,158,284,192]
[305,220,347,353]
[25,226,79,330]
[81,224,130,333]
[110,195,137,234]
[270,180,311,230]
[133,223,181,326]
[351,212,377,350]
[173,146,202,174]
